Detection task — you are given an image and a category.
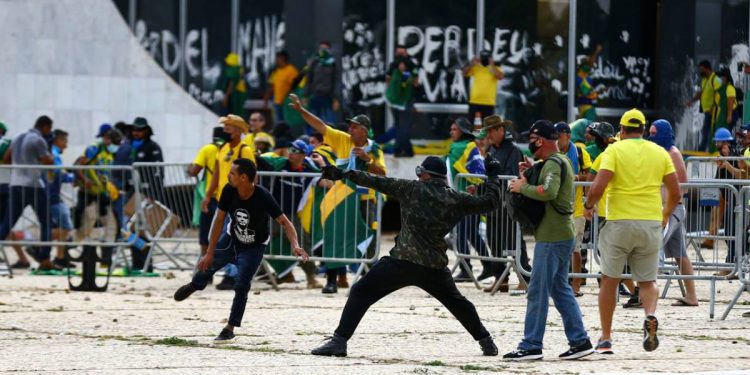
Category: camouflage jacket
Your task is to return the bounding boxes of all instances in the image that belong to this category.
[347,171,503,269]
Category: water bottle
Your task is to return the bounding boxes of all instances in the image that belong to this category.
[121,229,146,251]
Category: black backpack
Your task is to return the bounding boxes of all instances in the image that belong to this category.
[505,155,572,233]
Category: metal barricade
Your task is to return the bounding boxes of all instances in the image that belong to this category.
[721,186,750,319]
[686,156,750,180]
[0,164,141,285]
[450,173,527,293]
[131,162,200,271]
[257,171,383,285]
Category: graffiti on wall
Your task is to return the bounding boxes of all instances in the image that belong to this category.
[341,20,386,107]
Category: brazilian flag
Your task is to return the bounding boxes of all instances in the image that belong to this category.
[320,179,374,268]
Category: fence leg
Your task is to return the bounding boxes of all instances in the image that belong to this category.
[720,283,750,320]
[489,261,512,296]
[259,260,278,291]
[709,278,716,320]
[660,278,671,299]
[0,246,12,278]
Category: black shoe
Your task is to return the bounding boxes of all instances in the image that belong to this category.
[216,276,235,290]
[622,296,642,309]
[476,268,495,282]
[311,334,347,357]
[559,340,594,360]
[618,283,631,296]
[174,283,197,301]
[503,348,543,361]
[643,315,659,352]
[453,269,473,283]
[322,282,338,294]
[214,328,235,343]
[478,336,498,356]
[10,261,30,269]
[53,257,75,268]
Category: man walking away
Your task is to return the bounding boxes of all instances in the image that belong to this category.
[503,121,593,361]
[585,109,680,354]
[311,156,506,357]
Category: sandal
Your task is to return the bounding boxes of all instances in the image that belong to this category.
[671,298,698,307]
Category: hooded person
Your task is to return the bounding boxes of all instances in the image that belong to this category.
[569,119,592,146]
[585,122,615,161]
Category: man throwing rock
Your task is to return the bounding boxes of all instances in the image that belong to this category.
[311,156,506,357]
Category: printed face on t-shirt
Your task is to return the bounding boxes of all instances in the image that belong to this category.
[233,208,256,243]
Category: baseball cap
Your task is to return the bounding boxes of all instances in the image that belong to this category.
[620,108,646,127]
[553,122,571,134]
[346,114,371,129]
[523,120,559,140]
[96,123,112,138]
[416,156,447,178]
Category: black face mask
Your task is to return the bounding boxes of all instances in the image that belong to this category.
[528,139,541,155]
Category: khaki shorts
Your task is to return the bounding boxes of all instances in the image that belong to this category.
[598,220,662,282]
[574,216,586,253]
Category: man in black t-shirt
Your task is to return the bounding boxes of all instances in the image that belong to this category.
[174,159,309,342]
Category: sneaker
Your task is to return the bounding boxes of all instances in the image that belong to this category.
[503,349,543,361]
[214,328,235,343]
[53,257,75,268]
[311,334,347,357]
[453,269,473,283]
[559,340,594,360]
[622,296,642,309]
[321,282,338,294]
[478,336,498,356]
[10,261,30,269]
[216,276,235,290]
[595,340,614,354]
[174,283,197,302]
[742,311,750,318]
[643,315,659,352]
[618,283,631,296]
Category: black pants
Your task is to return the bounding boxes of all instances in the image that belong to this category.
[334,257,490,341]
[468,104,495,120]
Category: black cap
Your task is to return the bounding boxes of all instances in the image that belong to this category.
[346,114,371,129]
[420,156,447,177]
[553,122,571,134]
[523,120,559,140]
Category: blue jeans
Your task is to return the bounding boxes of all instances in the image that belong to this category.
[699,112,712,152]
[0,186,51,259]
[191,234,266,327]
[455,214,488,268]
[309,95,335,131]
[519,238,589,351]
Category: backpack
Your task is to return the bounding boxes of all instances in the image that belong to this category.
[505,155,572,233]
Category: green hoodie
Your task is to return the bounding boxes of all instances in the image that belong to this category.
[569,118,592,144]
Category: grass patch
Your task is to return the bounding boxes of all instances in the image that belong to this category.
[250,346,284,353]
[423,360,446,366]
[154,337,200,347]
[461,364,494,372]
[46,306,64,312]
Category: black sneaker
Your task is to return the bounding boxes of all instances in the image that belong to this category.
[174,283,197,301]
[503,349,543,361]
[643,315,659,352]
[559,340,594,360]
[216,276,235,290]
[321,282,338,294]
[618,283,631,296]
[478,336,498,356]
[214,328,235,343]
[453,269,473,283]
[595,339,614,355]
[311,334,347,357]
[622,296,642,309]
[10,261,30,269]
[53,257,75,268]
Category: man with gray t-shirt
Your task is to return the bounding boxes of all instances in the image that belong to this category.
[0,116,56,270]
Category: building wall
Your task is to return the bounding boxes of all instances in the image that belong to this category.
[0,0,218,163]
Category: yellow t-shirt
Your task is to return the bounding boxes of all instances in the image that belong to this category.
[744,147,750,157]
[325,126,387,201]
[598,138,676,221]
[269,64,299,105]
[700,73,722,113]
[215,141,256,200]
[242,131,276,149]
[572,143,592,218]
[466,65,501,106]
[192,143,221,198]
[590,155,609,218]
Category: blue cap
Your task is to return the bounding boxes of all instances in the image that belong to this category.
[96,123,112,138]
[290,139,311,155]
[714,128,734,142]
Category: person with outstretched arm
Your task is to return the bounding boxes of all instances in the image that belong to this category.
[173,158,309,343]
[310,155,505,357]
